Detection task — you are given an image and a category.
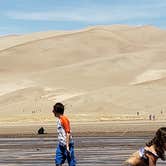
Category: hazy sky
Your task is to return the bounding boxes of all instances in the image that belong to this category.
[0,0,165,35]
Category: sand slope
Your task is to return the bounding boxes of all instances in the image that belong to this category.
[0,25,166,124]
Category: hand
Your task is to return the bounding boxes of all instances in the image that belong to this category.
[67,145,70,153]
[66,146,71,157]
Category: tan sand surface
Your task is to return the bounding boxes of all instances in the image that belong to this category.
[0,25,166,134]
[2,135,166,166]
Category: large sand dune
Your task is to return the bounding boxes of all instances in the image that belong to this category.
[0,25,166,128]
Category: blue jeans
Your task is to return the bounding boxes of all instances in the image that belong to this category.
[55,142,76,166]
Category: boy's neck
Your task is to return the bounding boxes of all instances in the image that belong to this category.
[58,114,63,118]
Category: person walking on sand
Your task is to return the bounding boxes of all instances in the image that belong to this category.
[52,102,76,166]
[124,127,166,166]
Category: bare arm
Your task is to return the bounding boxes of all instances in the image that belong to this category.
[147,154,157,166]
[66,132,70,152]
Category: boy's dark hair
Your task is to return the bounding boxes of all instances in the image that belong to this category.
[146,127,166,160]
[53,102,64,114]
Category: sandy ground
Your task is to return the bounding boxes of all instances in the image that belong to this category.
[0,120,165,136]
[0,134,165,166]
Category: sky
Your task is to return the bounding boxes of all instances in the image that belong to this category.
[0,0,166,35]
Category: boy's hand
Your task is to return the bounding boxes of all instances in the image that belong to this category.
[67,145,71,158]
[67,145,70,152]
[66,146,70,152]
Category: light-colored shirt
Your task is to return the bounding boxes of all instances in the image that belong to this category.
[57,115,72,146]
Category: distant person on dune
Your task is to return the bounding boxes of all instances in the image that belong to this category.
[124,127,166,166]
[52,102,76,166]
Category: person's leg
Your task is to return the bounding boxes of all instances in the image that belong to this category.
[67,142,76,166]
[55,144,66,165]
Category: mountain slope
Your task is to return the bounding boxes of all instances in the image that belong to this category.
[0,25,166,123]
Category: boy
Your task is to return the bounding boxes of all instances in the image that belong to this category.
[52,102,76,166]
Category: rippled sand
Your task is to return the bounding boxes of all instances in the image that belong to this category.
[0,134,165,166]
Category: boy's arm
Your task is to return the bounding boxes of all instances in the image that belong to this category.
[66,132,70,152]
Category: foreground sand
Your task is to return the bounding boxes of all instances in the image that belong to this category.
[0,120,165,137]
[0,133,165,166]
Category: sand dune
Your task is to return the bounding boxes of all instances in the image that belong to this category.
[0,25,166,126]
[131,69,166,85]
[0,80,35,96]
